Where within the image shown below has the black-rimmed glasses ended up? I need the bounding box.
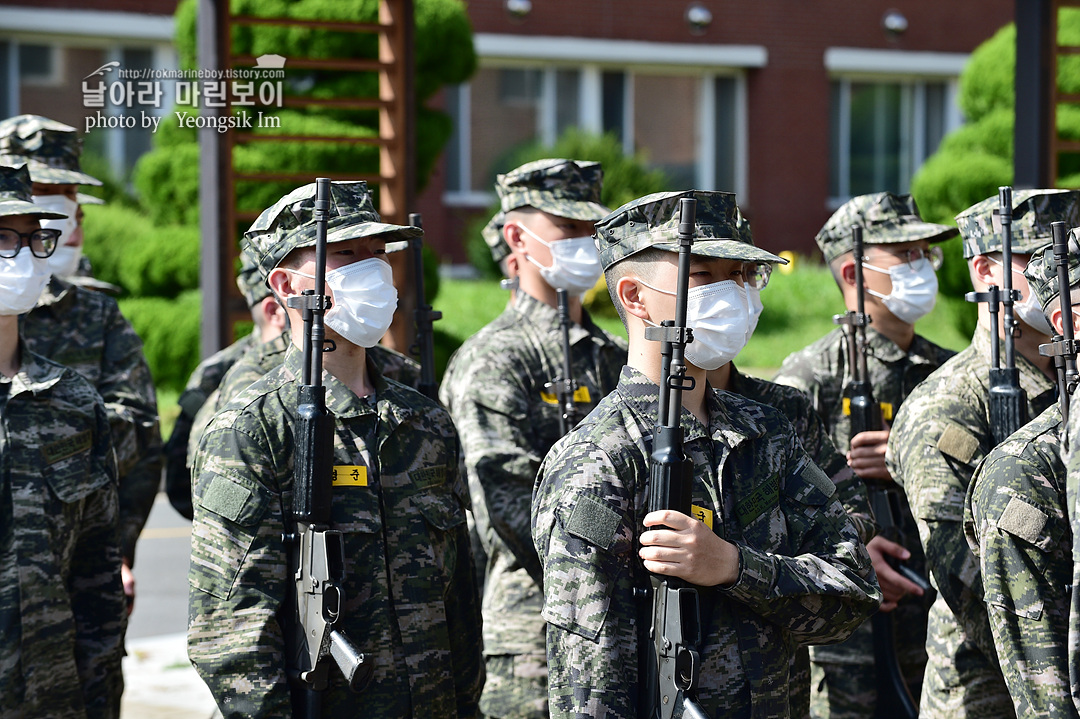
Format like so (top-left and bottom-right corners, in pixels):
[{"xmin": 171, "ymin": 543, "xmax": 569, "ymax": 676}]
[{"xmin": 0, "ymin": 227, "xmax": 61, "ymax": 259}]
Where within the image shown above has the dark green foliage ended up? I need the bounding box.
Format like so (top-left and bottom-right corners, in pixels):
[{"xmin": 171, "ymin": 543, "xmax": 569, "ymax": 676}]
[
  {"xmin": 119, "ymin": 290, "xmax": 202, "ymax": 392},
  {"xmin": 465, "ymin": 129, "xmax": 671, "ymax": 279},
  {"xmin": 82, "ymin": 204, "xmax": 155, "ymax": 290},
  {"xmin": 914, "ymin": 10, "xmax": 1080, "ymax": 226}
]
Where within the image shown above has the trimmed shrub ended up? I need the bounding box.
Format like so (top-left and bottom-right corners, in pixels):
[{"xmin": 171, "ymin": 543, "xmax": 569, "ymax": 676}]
[{"xmin": 118, "ymin": 290, "xmax": 202, "ymax": 392}]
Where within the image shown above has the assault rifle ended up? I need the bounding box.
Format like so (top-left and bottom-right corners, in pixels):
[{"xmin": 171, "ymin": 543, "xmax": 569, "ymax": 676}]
[
  {"xmin": 1038, "ymin": 222, "xmax": 1078, "ymax": 425},
  {"xmin": 639, "ymin": 197, "xmax": 708, "ymax": 719},
  {"xmin": 966, "ymin": 186, "xmax": 1028, "ymax": 443},
  {"xmin": 545, "ymin": 287, "xmax": 580, "ymax": 436},
  {"xmin": 284, "ymin": 178, "xmax": 372, "ymax": 716},
  {"xmin": 407, "ymin": 212, "xmax": 443, "ymax": 400},
  {"xmin": 833, "ymin": 225, "xmax": 928, "ymax": 719}
]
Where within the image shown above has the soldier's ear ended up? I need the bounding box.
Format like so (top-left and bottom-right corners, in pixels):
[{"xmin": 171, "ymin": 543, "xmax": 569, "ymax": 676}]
[
  {"xmin": 267, "ymin": 266, "xmax": 295, "ymax": 299},
  {"xmin": 839, "ymin": 258, "xmax": 857, "ymax": 287},
  {"xmin": 504, "ymin": 223, "xmax": 526, "ymax": 252},
  {"xmin": 618, "ymin": 276, "xmax": 649, "ymax": 321},
  {"xmin": 970, "ymin": 254, "xmax": 995, "ymax": 286}
]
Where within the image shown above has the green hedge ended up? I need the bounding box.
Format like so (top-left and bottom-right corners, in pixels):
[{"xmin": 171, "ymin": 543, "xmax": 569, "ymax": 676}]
[{"xmin": 119, "ymin": 290, "xmax": 202, "ymax": 391}]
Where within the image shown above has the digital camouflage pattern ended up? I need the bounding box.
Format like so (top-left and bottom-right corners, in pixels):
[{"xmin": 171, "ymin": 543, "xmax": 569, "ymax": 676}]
[
  {"xmin": 966, "ymin": 404, "xmax": 1076, "ymax": 718},
  {"xmin": 1024, "ymin": 237, "xmax": 1080, "ymax": 312},
  {"xmin": 496, "ymin": 158, "xmax": 609, "ymax": 221},
  {"xmin": 0, "ymin": 114, "xmax": 102, "ymax": 186},
  {"xmin": 813, "ymin": 192, "xmax": 956, "ymax": 264},
  {"xmin": 440, "ymin": 290, "xmax": 627, "ymax": 719},
  {"xmin": 533, "ymin": 365, "xmax": 881, "ymax": 719},
  {"xmin": 726, "ymin": 364, "xmax": 876, "ymax": 719},
  {"xmin": 163, "ymin": 333, "xmax": 259, "ymax": 520},
  {"xmin": 0, "ymin": 346, "xmax": 125, "ymax": 717},
  {"xmin": 594, "ymin": 189, "xmax": 784, "ymax": 271},
  {"xmin": 773, "ymin": 325, "xmax": 953, "ymax": 715},
  {"xmin": 886, "ymin": 327, "xmax": 1056, "ymax": 718},
  {"xmin": 0, "ymin": 163, "xmax": 66, "ymax": 219},
  {"xmin": 236, "ymin": 244, "xmax": 270, "ymax": 308},
  {"xmin": 21, "ymin": 276, "xmax": 161, "ymax": 565},
  {"xmin": 188, "ymin": 345, "xmax": 483, "ymax": 719},
  {"xmin": 1065, "ymin": 406, "xmax": 1080, "ymax": 717},
  {"xmin": 483, "ymin": 211, "xmax": 509, "ymax": 263},
  {"xmin": 243, "ymin": 179, "xmax": 420, "ymax": 278},
  {"xmin": 954, "ymin": 189, "xmax": 1080, "ymax": 258}
]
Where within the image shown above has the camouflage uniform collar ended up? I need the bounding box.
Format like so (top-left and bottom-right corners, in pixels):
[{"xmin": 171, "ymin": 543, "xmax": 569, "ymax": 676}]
[
  {"xmin": 511, "ymin": 289, "xmax": 595, "ymax": 344},
  {"xmin": 859, "ymin": 325, "xmax": 935, "ymax": 364},
  {"xmin": 280, "ymin": 343, "xmax": 422, "ymax": 429},
  {"xmin": 616, "ymin": 365, "xmax": 766, "ymax": 447},
  {"xmin": 8, "ymin": 342, "xmax": 65, "ymax": 397},
  {"xmin": 17, "ymin": 276, "xmax": 74, "ymax": 321}
]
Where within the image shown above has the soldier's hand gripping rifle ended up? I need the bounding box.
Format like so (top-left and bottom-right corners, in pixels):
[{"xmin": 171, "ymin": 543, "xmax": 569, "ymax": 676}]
[
  {"xmin": 545, "ymin": 287, "xmax": 581, "ymax": 436},
  {"xmin": 833, "ymin": 225, "xmax": 929, "ymax": 719},
  {"xmin": 284, "ymin": 178, "xmax": 373, "ymax": 716},
  {"xmin": 1038, "ymin": 222, "xmax": 1079, "ymax": 425},
  {"xmin": 638, "ymin": 197, "xmax": 708, "ymax": 719},
  {"xmin": 966, "ymin": 186, "xmax": 1028, "ymax": 443},
  {"xmin": 407, "ymin": 213, "xmax": 443, "ymax": 401}
]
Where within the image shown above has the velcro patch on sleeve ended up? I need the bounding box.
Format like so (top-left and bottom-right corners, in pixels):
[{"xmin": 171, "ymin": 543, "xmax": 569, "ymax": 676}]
[
  {"xmin": 201, "ymin": 475, "xmax": 252, "ymax": 523},
  {"xmin": 565, "ymin": 494, "xmax": 621, "ymax": 551},
  {"xmin": 40, "ymin": 430, "xmax": 92, "ymax": 465},
  {"xmin": 996, "ymin": 496, "xmax": 1048, "ymax": 544},
  {"xmin": 937, "ymin": 425, "xmax": 979, "ymax": 464}
]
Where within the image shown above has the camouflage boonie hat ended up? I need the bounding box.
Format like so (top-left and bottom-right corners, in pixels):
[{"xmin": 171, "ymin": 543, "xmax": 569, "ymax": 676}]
[
  {"xmin": 1023, "ymin": 235, "xmax": 1080, "ymax": 312},
  {"xmin": 243, "ymin": 180, "xmax": 421, "ymax": 278},
  {"xmin": 77, "ymin": 192, "xmax": 105, "ymax": 206},
  {"xmin": 594, "ymin": 190, "xmax": 786, "ymax": 271},
  {"xmin": 955, "ymin": 189, "xmax": 1080, "ymax": 258},
  {"xmin": 815, "ymin": 192, "xmax": 956, "ymax": 263},
  {"xmin": 0, "ymin": 164, "xmax": 68, "ymax": 219},
  {"xmin": 482, "ymin": 211, "xmax": 508, "ymax": 263},
  {"xmin": 496, "ymin": 158, "xmax": 609, "ymax": 221},
  {"xmin": 0, "ymin": 115, "xmax": 102, "ymax": 186},
  {"xmin": 236, "ymin": 244, "xmax": 270, "ymax": 308}
]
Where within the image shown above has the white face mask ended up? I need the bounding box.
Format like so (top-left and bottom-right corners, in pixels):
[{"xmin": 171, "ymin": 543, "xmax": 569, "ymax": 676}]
[
  {"xmin": 32, "ymin": 195, "xmax": 81, "ymax": 277},
  {"xmin": 516, "ymin": 222, "xmax": 602, "ymax": 295},
  {"xmin": 641, "ymin": 278, "xmax": 750, "ymax": 371},
  {"xmin": 862, "ymin": 260, "xmax": 938, "ymax": 324},
  {"xmin": 291, "ymin": 257, "xmax": 398, "ymax": 348},
  {"xmin": 988, "ymin": 256, "xmax": 1053, "ymax": 336},
  {"xmin": 746, "ymin": 285, "xmax": 764, "ymax": 342},
  {"xmin": 0, "ymin": 251, "xmax": 50, "ymax": 315}
]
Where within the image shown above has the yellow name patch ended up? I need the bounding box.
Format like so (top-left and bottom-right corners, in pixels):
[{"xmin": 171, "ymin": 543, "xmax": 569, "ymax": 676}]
[
  {"xmin": 540, "ymin": 386, "xmax": 592, "ymax": 405},
  {"xmin": 690, "ymin": 504, "xmax": 713, "ymax": 530},
  {"xmin": 841, "ymin": 398, "xmax": 893, "ymax": 422},
  {"xmin": 332, "ymin": 466, "xmax": 367, "ymax": 487}
]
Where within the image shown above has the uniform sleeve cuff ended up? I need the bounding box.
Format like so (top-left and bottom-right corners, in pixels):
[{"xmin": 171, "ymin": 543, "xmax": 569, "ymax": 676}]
[{"xmin": 717, "ymin": 543, "xmax": 777, "ymax": 606}]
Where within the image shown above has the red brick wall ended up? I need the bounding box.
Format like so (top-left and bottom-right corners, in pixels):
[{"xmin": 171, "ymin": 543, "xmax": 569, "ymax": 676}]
[{"xmin": 420, "ymin": 0, "xmax": 1014, "ymax": 263}]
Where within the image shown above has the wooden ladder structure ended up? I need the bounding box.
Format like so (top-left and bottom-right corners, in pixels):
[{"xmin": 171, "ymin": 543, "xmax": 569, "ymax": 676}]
[{"xmin": 197, "ymin": 0, "xmax": 415, "ymax": 356}]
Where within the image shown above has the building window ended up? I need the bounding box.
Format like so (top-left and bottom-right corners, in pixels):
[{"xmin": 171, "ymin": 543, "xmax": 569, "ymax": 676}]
[
  {"xmin": 830, "ymin": 77, "xmax": 954, "ymax": 202},
  {"xmin": 18, "ymin": 43, "xmax": 60, "ymax": 86},
  {"xmin": 446, "ymin": 63, "xmax": 745, "ymax": 203}
]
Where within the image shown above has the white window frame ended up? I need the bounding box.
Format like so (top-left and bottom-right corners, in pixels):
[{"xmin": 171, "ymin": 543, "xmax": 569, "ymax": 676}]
[
  {"xmin": 444, "ymin": 34, "xmax": 766, "ymax": 208},
  {"xmin": 825, "ymin": 47, "xmax": 967, "ymax": 209}
]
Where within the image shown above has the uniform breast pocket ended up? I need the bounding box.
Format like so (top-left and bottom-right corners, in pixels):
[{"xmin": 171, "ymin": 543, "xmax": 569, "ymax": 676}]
[
  {"xmin": 410, "ymin": 482, "xmax": 468, "ymax": 580},
  {"xmin": 529, "ymin": 392, "xmax": 567, "ymax": 446},
  {"xmin": 44, "ymin": 449, "xmax": 109, "ymax": 504}
]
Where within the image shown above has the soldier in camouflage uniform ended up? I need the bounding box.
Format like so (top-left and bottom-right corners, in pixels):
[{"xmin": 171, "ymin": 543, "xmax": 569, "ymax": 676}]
[
  {"xmin": 440, "ymin": 159, "xmax": 626, "ymax": 719},
  {"xmin": 886, "ymin": 190, "xmax": 1080, "ymax": 718},
  {"xmin": 0, "ymin": 114, "xmax": 161, "ymax": 613},
  {"xmin": 965, "ymin": 241, "xmax": 1080, "ymax": 719},
  {"xmin": 533, "ymin": 189, "xmax": 881, "ymax": 719},
  {"xmin": 706, "ymin": 214, "xmax": 877, "ymax": 718},
  {"xmin": 164, "ymin": 245, "xmax": 285, "ymax": 519},
  {"xmin": 773, "ymin": 193, "xmax": 957, "ymax": 717},
  {"xmin": 1065, "ymin": 357, "xmax": 1080, "ymax": 717},
  {"xmin": 188, "ymin": 180, "xmax": 482, "ymax": 719},
  {"xmin": 0, "ymin": 164, "xmax": 127, "ymax": 717}
]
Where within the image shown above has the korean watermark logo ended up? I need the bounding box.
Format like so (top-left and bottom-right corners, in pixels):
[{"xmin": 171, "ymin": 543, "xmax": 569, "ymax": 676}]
[{"xmin": 81, "ymin": 55, "xmax": 286, "ymax": 134}]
